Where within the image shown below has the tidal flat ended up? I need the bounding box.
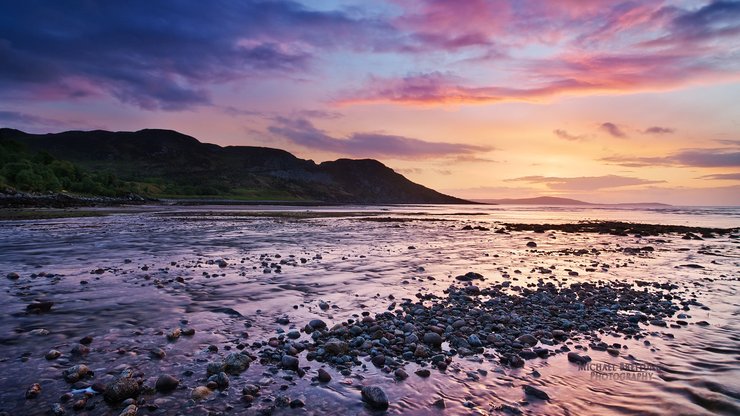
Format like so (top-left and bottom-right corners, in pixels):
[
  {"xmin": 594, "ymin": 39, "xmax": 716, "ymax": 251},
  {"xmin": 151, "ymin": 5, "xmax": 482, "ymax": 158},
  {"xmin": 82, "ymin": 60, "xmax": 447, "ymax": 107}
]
[{"xmin": 0, "ymin": 205, "xmax": 738, "ymax": 415}]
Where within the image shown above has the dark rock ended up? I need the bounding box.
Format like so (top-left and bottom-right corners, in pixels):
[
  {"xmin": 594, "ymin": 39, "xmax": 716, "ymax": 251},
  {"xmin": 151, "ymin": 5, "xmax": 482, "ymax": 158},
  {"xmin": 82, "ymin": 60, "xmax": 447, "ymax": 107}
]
[
  {"xmin": 394, "ymin": 369, "xmax": 408, "ymax": 380},
  {"xmin": 432, "ymin": 398, "xmax": 446, "ymax": 409},
  {"xmin": 523, "ymin": 385, "xmax": 550, "ymax": 400},
  {"xmin": 567, "ymin": 352, "xmax": 589, "ymax": 364},
  {"xmin": 103, "ymin": 377, "xmax": 140, "ymax": 403},
  {"xmin": 455, "ymin": 272, "xmax": 484, "ymax": 281},
  {"xmin": 155, "ymin": 375, "xmax": 179, "ymax": 393},
  {"xmin": 515, "ymin": 334, "xmax": 538, "ymax": 346},
  {"xmin": 415, "ymin": 369, "xmax": 431, "ymax": 378},
  {"xmin": 45, "ymin": 349, "xmax": 61, "ymax": 360},
  {"xmin": 62, "ymin": 365, "xmax": 91, "ymax": 383},
  {"xmin": 224, "ymin": 352, "xmax": 252, "ymax": 374},
  {"xmin": 324, "ymin": 338, "xmax": 348, "ymax": 355},
  {"xmin": 6, "ymin": 272, "xmax": 20, "ymax": 280},
  {"xmin": 25, "ymin": 383, "xmax": 41, "ymax": 399},
  {"xmin": 309, "ymin": 319, "xmax": 327, "ymax": 330},
  {"xmin": 281, "ymin": 355, "xmax": 299, "ymax": 371},
  {"xmin": 191, "ymin": 386, "xmax": 211, "ymax": 401},
  {"xmin": 118, "ymin": 404, "xmax": 138, "ymax": 416},
  {"xmin": 26, "ymin": 301, "xmax": 54, "ymax": 313},
  {"xmin": 317, "ymin": 368, "xmax": 332, "ymax": 383},
  {"xmin": 423, "ymin": 332, "xmax": 443, "ymax": 347},
  {"xmin": 526, "ymin": 241, "xmax": 537, "ymax": 248},
  {"xmin": 371, "ymin": 354, "xmax": 386, "ymax": 367},
  {"xmin": 207, "ymin": 372, "xmax": 229, "ymax": 390},
  {"xmin": 361, "ymin": 386, "xmax": 389, "ymax": 410}
]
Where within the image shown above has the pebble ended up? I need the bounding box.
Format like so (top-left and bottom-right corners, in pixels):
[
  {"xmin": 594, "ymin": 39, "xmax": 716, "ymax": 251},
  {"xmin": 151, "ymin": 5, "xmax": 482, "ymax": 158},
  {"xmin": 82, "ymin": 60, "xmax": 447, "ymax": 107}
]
[
  {"xmin": 103, "ymin": 376, "xmax": 141, "ymax": 403},
  {"xmin": 415, "ymin": 369, "xmax": 431, "ymax": 378},
  {"xmin": 45, "ymin": 350, "xmax": 61, "ymax": 360},
  {"xmin": 118, "ymin": 404, "xmax": 138, "ymax": 416},
  {"xmin": 523, "ymin": 385, "xmax": 550, "ymax": 400},
  {"xmin": 191, "ymin": 386, "xmax": 212, "ymax": 401},
  {"xmin": 25, "ymin": 383, "xmax": 41, "ymax": 399},
  {"xmin": 317, "ymin": 368, "xmax": 332, "ymax": 383},
  {"xmin": 155, "ymin": 375, "xmax": 179, "ymax": 393},
  {"xmin": 62, "ymin": 364, "xmax": 91, "ymax": 383},
  {"xmin": 207, "ymin": 372, "xmax": 229, "ymax": 389},
  {"xmin": 224, "ymin": 352, "xmax": 252, "ymax": 374},
  {"xmin": 394, "ymin": 368, "xmax": 409, "ymax": 380},
  {"xmin": 6, "ymin": 272, "xmax": 20, "ymax": 280},
  {"xmin": 281, "ymin": 355, "xmax": 299, "ymax": 371},
  {"xmin": 423, "ymin": 332, "xmax": 442, "ymax": 347},
  {"xmin": 361, "ymin": 386, "xmax": 389, "ymax": 410}
]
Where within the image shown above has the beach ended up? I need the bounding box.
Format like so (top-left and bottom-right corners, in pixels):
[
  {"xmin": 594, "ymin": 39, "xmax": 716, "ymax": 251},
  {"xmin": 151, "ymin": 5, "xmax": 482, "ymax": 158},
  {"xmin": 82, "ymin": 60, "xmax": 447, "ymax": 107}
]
[{"xmin": 0, "ymin": 204, "xmax": 738, "ymax": 415}]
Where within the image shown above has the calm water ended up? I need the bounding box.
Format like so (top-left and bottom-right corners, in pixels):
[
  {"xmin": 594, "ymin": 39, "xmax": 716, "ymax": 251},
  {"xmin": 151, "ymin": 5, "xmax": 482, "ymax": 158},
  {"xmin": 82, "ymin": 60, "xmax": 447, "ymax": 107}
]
[{"xmin": 0, "ymin": 204, "xmax": 738, "ymax": 415}]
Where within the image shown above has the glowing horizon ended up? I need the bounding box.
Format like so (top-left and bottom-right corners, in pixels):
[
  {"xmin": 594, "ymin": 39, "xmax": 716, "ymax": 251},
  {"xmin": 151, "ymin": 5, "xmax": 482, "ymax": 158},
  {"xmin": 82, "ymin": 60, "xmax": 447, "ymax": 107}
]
[{"xmin": 1, "ymin": 0, "xmax": 738, "ymax": 205}]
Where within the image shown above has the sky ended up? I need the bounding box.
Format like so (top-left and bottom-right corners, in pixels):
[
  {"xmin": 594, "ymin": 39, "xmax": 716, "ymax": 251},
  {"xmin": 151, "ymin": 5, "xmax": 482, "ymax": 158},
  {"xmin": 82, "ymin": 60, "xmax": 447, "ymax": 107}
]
[{"xmin": 1, "ymin": 0, "xmax": 739, "ymax": 205}]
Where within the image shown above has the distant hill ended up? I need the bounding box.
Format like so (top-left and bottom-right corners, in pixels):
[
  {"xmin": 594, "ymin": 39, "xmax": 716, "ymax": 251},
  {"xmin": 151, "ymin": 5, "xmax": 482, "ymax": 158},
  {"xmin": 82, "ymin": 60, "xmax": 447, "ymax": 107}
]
[
  {"xmin": 0, "ymin": 128, "xmax": 469, "ymax": 204},
  {"xmin": 477, "ymin": 196, "xmax": 670, "ymax": 207}
]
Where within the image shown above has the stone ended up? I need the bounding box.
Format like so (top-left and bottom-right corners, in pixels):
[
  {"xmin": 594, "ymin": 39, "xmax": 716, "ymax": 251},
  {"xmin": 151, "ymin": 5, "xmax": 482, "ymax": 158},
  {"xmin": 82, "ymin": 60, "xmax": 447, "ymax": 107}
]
[
  {"xmin": 62, "ymin": 365, "xmax": 91, "ymax": 383},
  {"xmin": 394, "ymin": 369, "xmax": 408, "ymax": 380},
  {"xmin": 118, "ymin": 404, "xmax": 138, "ymax": 416},
  {"xmin": 25, "ymin": 383, "xmax": 41, "ymax": 399},
  {"xmin": 371, "ymin": 354, "xmax": 386, "ymax": 367},
  {"xmin": 317, "ymin": 368, "xmax": 331, "ymax": 383},
  {"xmin": 26, "ymin": 301, "xmax": 54, "ymax": 313},
  {"xmin": 567, "ymin": 352, "xmax": 589, "ymax": 365},
  {"xmin": 308, "ymin": 319, "xmax": 327, "ymax": 330},
  {"xmin": 415, "ymin": 369, "xmax": 431, "ymax": 378},
  {"xmin": 324, "ymin": 338, "xmax": 348, "ymax": 355},
  {"xmin": 6, "ymin": 272, "xmax": 20, "ymax": 280},
  {"xmin": 45, "ymin": 350, "xmax": 61, "ymax": 360},
  {"xmin": 166, "ymin": 328, "xmax": 181, "ymax": 341},
  {"xmin": 155, "ymin": 375, "xmax": 179, "ymax": 393},
  {"xmin": 242, "ymin": 384, "xmax": 260, "ymax": 396},
  {"xmin": 455, "ymin": 272, "xmax": 484, "ymax": 281},
  {"xmin": 423, "ymin": 332, "xmax": 442, "ymax": 347},
  {"xmin": 191, "ymin": 386, "xmax": 212, "ymax": 401},
  {"xmin": 523, "ymin": 385, "xmax": 550, "ymax": 400},
  {"xmin": 526, "ymin": 241, "xmax": 537, "ymax": 248},
  {"xmin": 361, "ymin": 386, "xmax": 389, "ymax": 410},
  {"xmin": 103, "ymin": 377, "xmax": 140, "ymax": 403},
  {"xmin": 224, "ymin": 352, "xmax": 251, "ymax": 374},
  {"xmin": 207, "ymin": 372, "xmax": 229, "ymax": 390},
  {"xmin": 281, "ymin": 355, "xmax": 299, "ymax": 371},
  {"xmin": 515, "ymin": 334, "xmax": 538, "ymax": 346},
  {"xmin": 433, "ymin": 398, "xmax": 446, "ymax": 409}
]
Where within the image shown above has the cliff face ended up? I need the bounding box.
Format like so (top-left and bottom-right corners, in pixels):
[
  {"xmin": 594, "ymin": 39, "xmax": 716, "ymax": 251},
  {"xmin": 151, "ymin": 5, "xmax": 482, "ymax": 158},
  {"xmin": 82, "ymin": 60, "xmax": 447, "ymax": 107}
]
[{"xmin": 0, "ymin": 128, "xmax": 469, "ymax": 204}]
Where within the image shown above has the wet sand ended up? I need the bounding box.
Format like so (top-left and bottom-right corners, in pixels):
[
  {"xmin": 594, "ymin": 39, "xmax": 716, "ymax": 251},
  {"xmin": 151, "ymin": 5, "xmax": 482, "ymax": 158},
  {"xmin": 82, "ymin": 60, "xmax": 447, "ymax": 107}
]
[{"xmin": 0, "ymin": 206, "xmax": 738, "ymax": 415}]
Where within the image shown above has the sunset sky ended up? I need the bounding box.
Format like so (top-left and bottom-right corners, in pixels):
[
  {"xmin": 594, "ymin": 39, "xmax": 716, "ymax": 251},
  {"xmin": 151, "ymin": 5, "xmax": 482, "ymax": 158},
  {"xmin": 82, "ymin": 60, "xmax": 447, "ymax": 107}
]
[{"xmin": 1, "ymin": 0, "xmax": 739, "ymax": 205}]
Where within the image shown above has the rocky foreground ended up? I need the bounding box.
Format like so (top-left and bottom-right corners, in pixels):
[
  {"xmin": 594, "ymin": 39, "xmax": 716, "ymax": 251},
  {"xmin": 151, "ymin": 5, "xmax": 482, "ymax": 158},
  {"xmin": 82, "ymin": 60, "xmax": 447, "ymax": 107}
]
[
  {"xmin": 1, "ymin": 218, "xmax": 737, "ymax": 415},
  {"xmin": 4, "ymin": 268, "xmax": 709, "ymax": 415}
]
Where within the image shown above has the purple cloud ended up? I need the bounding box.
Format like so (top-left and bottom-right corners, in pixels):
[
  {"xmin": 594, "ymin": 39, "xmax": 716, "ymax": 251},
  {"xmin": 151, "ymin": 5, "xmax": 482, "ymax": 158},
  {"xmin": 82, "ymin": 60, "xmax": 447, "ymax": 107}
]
[
  {"xmin": 643, "ymin": 126, "xmax": 675, "ymax": 135},
  {"xmin": 698, "ymin": 172, "xmax": 740, "ymax": 180},
  {"xmin": 600, "ymin": 122, "xmax": 627, "ymax": 138},
  {"xmin": 505, "ymin": 175, "xmax": 664, "ymax": 191},
  {"xmin": 268, "ymin": 117, "xmax": 491, "ymax": 159},
  {"xmin": 0, "ymin": 1, "xmax": 395, "ymax": 110},
  {"xmin": 602, "ymin": 148, "xmax": 740, "ymax": 168},
  {"xmin": 553, "ymin": 129, "xmax": 587, "ymax": 141}
]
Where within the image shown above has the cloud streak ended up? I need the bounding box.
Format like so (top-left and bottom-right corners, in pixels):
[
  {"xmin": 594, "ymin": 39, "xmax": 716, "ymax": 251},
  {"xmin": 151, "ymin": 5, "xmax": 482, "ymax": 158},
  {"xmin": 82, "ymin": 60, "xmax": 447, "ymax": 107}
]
[
  {"xmin": 268, "ymin": 117, "xmax": 491, "ymax": 159},
  {"xmin": 505, "ymin": 175, "xmax": 665, "ymax": 191},
  {"xmin": 602, "ymin": 148, "xmax": 740, "ymax": 168},
  {"xmin": 600, "ymin": 122, "xmax": 627, "ymax": 138},
  {"xmin": 553, "ymin": 129, "xmax": 587, "ymax": 141}
]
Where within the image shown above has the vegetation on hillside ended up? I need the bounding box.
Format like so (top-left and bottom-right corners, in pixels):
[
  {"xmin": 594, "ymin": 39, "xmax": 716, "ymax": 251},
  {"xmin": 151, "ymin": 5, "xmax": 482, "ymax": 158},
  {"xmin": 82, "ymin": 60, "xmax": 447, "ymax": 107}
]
[{"xmin": 0, "ymin": 138, "xmax": 140, "ymax": 196}]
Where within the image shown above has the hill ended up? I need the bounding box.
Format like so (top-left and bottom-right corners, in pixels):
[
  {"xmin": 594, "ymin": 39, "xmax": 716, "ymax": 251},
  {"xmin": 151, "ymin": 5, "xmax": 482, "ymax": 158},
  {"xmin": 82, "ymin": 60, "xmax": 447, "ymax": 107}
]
[{"xmin": 0, "ymin": 128, "xmax": 468, "ymax": 204}]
